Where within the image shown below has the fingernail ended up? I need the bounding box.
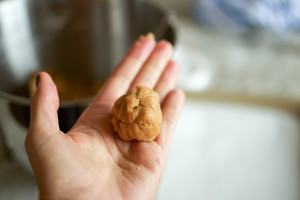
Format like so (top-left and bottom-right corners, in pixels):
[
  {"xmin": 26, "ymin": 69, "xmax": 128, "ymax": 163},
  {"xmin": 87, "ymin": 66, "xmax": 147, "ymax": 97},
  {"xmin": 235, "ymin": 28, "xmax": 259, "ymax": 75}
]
[
  {"xmin": 146, "ymin": 32, "xmax": 155, "ymax": 39},
  {"xmin": 35, "ymin": 74, "xmax": 40, "ymax": 89},
  {"xmin": 135, "ymin": 35, "xmax": 144, "ymax": 46}
]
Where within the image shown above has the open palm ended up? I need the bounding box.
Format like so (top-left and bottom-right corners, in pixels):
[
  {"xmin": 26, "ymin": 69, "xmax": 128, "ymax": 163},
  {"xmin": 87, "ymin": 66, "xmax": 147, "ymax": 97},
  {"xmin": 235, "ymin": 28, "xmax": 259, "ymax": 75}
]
[{"xmin": 26, "ymin": 35, "xmax": 185, "ymax": 200}]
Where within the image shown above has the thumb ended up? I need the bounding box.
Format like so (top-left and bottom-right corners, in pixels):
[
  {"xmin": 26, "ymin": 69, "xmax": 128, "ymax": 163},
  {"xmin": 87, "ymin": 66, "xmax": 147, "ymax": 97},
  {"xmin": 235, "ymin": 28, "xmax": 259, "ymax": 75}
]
[{"xmin": 28, "ymin": 72, "xmax": 60, "ymax": 138}]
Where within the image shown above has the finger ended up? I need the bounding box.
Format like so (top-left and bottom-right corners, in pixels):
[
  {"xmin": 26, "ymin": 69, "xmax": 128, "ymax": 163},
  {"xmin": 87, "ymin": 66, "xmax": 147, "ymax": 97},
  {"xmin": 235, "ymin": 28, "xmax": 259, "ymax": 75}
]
[
  {"xmin": 130, "ymin": 40, "xmax": 173, "ymax": 89},
  {"xmin": 154, "ymin": 60, "xmax": 180, "ymax": 103},
  {"xmin": 27, "ymin": 72, "xmax": 60, "ymax": 140},
  {"xmin": 155, "ymin": 89, "xmax": 185, "ymax": 151},
  {"xmin": 94, "ymin": 34, "xmax": 156, "ymax": 104}
]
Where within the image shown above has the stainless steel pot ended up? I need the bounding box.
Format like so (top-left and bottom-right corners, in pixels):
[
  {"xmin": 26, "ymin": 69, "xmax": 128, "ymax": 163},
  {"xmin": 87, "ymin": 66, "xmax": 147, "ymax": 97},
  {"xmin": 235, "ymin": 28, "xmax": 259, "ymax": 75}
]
[{"xmin": 0, "ymin": 0, "xmax": 177, "ymax": 133}]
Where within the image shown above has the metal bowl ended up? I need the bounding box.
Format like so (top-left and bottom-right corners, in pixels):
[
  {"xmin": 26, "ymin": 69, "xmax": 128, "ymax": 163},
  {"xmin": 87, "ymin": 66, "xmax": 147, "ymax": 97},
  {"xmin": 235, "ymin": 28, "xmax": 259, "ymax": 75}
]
[{"xmin": 0, "ymin": 0, "xmax": 177, "ymax": 133}]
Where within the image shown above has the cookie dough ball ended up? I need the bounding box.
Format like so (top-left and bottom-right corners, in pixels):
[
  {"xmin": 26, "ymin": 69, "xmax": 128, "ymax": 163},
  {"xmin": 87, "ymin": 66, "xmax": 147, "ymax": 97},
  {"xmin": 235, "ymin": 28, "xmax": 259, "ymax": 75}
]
[{"xmin": 111, "ymin": 86, "xmax": 162, "ymax": 141}]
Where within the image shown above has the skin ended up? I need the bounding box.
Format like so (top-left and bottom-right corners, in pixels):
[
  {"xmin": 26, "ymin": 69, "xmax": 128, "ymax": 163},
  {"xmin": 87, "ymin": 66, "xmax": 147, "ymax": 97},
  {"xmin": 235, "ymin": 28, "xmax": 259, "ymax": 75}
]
[{"xmin": 25, "ymin": 35, "xmax": 185, "ymax": 200}]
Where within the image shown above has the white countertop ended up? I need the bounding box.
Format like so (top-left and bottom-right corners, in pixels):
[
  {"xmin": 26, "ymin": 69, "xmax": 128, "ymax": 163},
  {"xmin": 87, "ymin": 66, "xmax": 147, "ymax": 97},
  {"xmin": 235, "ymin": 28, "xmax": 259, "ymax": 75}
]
[
  {"xmin": 1, "ymin": 98, "xmax": 300, "ymax": 200},
  {"xmin": 157, "ymin": 99, "xmax": 300, "ymax": 200}
]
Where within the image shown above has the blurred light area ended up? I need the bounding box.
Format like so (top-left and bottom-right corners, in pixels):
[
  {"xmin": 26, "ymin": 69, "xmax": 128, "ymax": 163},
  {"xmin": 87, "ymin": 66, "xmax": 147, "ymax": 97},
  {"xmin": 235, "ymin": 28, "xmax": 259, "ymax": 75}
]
[
  {"xmin": 177, "ymin": 47, "xmax": 212, "ymax": 91},
  {"xmin": 176, "ymin": 16, "xmax": 300, "ymax": 106},
  {"xmin": 191, "ymin": 0, "xmax": 300, "ymax": 34},
  {"xmin": 0, "ymin": 0, "xmax": 38, "ymax": 83}
]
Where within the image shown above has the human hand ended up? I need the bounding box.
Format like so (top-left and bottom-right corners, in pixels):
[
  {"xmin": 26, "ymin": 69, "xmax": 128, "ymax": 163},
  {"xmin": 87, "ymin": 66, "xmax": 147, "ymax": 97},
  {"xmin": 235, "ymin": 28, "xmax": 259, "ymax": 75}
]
[{"xmin": 25, "ymin": 34, "xmax": 185, "ymax": 200}]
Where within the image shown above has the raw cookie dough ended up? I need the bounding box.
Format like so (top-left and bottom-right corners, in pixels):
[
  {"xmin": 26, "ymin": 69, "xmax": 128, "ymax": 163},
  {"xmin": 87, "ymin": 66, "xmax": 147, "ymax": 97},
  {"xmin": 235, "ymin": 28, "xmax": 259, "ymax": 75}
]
[{"xmin": 111, "ymin": 86, "xmax": 162, "ymax": 141}]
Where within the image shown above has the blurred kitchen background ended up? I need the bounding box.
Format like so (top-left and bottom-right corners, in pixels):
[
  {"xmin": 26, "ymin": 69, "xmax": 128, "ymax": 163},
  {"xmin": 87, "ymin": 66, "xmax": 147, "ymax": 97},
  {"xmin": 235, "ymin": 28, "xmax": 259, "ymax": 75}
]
[{"xmin": 1, "ymin": 0, "xmax": 300, "ymax": 199}]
